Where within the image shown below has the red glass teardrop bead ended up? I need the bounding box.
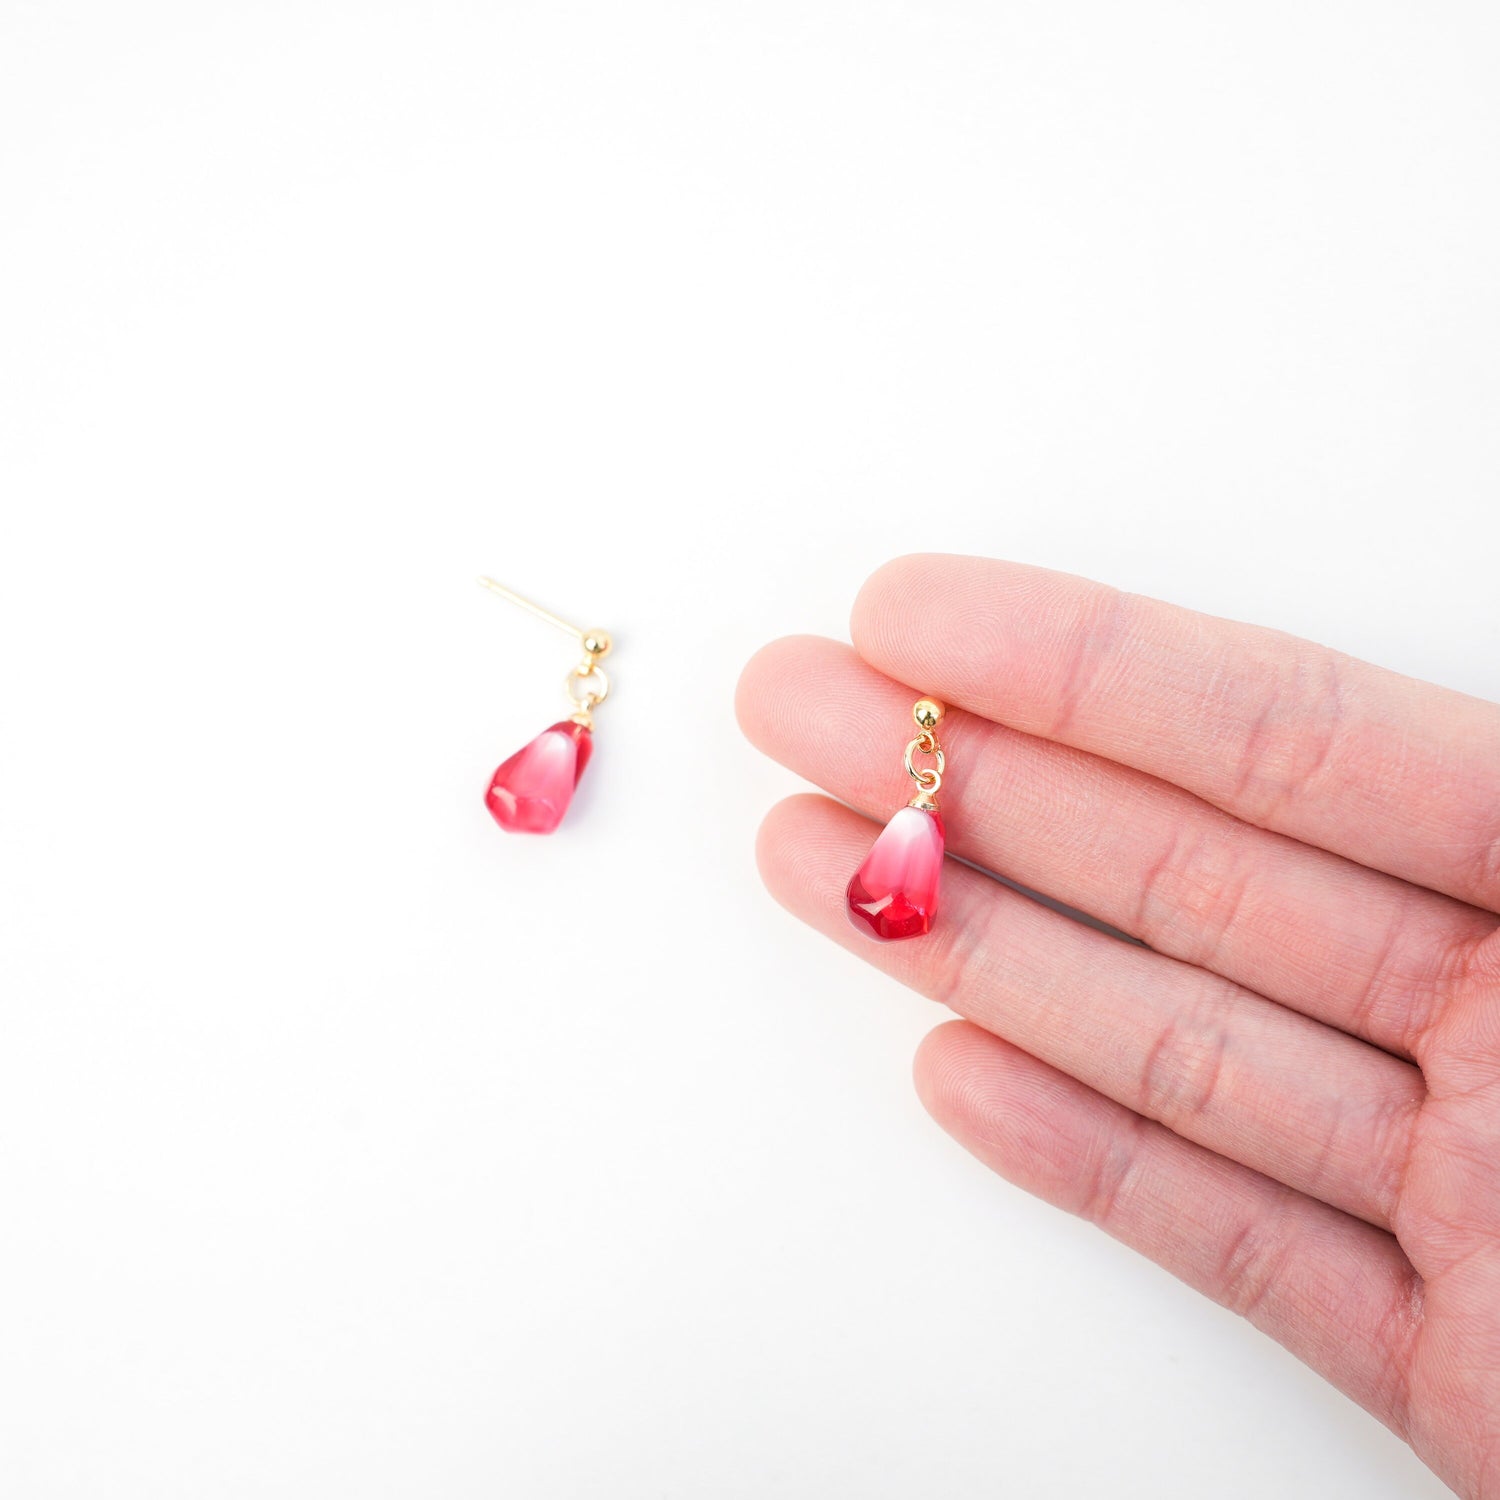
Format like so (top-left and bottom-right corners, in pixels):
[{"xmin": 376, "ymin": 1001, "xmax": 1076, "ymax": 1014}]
[
  {"xmin": 485, "ymin": 720, "xmax": 593, "ymax": 834},
  {"xmin": 846, "ymin": 805, "xmax": 945, "ymax": 940}
]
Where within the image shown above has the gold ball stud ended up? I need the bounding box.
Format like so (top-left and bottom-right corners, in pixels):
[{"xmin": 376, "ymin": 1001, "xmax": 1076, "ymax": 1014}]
[
  {"xmin": 581, "ymin": 630, "xmax": 613, "ymax": 659},
  {"xmin": 913, "ymin": 697, "xmax": 945, "ymax": 731}
]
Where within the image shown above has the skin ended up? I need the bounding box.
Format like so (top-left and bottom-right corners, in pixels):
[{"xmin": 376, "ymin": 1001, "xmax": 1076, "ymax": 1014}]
[{"xmin": 736, "ymin": 554, "xmax": 1500, "ymax": 1499}]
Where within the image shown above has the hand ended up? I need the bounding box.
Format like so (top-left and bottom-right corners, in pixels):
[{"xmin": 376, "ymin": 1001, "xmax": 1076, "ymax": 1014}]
[{"xmin": 737, "ymin": 554, "xmax": 1500, "ymax": 1499}]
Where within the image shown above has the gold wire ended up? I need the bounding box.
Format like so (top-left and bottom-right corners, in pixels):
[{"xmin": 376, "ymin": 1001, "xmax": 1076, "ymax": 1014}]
[
  {"xmin": 476, "ymin": 576, "xmax": 589, "ymax": 643},
  {"xmin": 480, "ymin": 576, "xmax": 614, "ymax": 719}
]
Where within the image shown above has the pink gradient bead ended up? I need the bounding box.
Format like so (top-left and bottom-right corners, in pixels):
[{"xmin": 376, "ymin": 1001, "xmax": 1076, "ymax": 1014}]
[
  {"xmin": 846, "ymin": 805, "xmax": 945, "ymax": 940},
  {"xmin": 485, "ymin": 720, "xmax": 593, "ymax": 833}
]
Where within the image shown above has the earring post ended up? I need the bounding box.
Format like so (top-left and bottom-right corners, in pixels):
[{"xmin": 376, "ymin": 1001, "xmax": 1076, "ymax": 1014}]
[{"xmin": 476, "ymin": 576, "xmax": 585, "ymax": 642}]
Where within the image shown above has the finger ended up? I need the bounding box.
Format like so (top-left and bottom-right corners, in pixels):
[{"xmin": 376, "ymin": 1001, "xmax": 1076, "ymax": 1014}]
[
  {"xmin": 755, "ymin": 795, "xmax": 1424, "ymax": 1233},
  {"xmin": 738, "ymin": 636, "xmax": 1496, "ymax": 1059},
  {"xmin": 913, "ymin": 1019, "xmax": 1419, "ymax": 1441},
  {"xmin": 851, "ymin": 554, "xmax": 1500, "ymax": 914}
]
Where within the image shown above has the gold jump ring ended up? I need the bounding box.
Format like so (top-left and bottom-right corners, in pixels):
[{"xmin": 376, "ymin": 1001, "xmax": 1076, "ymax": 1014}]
[
  {"xmin": 567, "ymin": 663, "xmax": 610, "ymax": 710},
  {"xmin": 904, "ymin": 735, "xmax": 944, "ymax": 791}
]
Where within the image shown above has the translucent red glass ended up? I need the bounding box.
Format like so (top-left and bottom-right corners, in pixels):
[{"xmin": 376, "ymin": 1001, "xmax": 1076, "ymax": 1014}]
[
  {"xmin": 485, "ymin": 720, "xmax": 593, "ymax": 834},
  {"xmin": 846, "ymin": 805, "xmax": 945, "ymax": 940}
]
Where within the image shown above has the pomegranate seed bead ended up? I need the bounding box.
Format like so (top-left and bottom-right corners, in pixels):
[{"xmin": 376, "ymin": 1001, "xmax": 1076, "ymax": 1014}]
[
  {"xmin": 486, "ymin": 720, "xmax": 593, "ymax": 834},
  {"xmin": 846, "ymin": 805, "xmax": 945, "ymax": 941}
]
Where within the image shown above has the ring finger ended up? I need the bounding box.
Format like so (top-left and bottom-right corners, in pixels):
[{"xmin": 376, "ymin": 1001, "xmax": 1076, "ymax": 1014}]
[{"xmin": 756, "ymin": 793, "xmax": 1423, "ymax": 1233}]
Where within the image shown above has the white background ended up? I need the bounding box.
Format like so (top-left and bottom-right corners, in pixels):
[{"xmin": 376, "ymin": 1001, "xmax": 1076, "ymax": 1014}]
[{"xmin": 1, "ymin": 3, "xmax": 1495, "ymax": 1496}]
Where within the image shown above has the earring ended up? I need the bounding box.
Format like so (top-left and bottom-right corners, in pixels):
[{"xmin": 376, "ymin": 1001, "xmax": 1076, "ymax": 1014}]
[
  {"xmin": 477, "ymin": 576, "xmax": 613, "ymax": 834},
  {"xmin": 846, "ymin": 698, "xmax": 948, "ymax": 940}
]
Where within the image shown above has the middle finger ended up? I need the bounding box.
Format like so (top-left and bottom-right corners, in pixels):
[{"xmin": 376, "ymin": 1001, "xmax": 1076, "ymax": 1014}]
[{"xmin": 738, "ymin": 635, "xmax": 1494, "ymax": 1060}]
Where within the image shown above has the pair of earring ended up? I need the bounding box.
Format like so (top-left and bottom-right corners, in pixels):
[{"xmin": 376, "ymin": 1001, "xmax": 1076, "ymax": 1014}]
[{"xmin": 479, "ymin": 576, "xmax": 951, "ymax": 943}]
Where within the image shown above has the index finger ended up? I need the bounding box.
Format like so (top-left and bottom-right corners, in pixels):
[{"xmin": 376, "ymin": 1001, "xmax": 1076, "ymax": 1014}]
[{"xmin": 852, "ymin": 554, "xmax": 1500, "ymax": 913}]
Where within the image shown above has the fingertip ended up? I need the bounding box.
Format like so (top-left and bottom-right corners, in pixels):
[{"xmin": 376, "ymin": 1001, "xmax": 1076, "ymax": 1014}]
[
  {"xmin": 851, "ymin": 553, "xmax": 1029, "ymax": 686},
  {"xmin": 849, "ymin": 553, "xmax": 951, "ymax": 660},
  {"xmin": 912, "ymin": 1021, "xmax": 1093, "ymax": 1200},
  {"xmin": 734, "ymin": 636, "xmax": 791, "ymax": 741},
  {"xmin": 753, "ymin": 793, "xmax": 864, "ymax": 923},
  {"xmin": 851, "ymin": 554, "xmax": 1109, "ymax": 728},
  {"xmin": 735, "ymin": 634, "xmax": 850, "ymax": 750},
  {"xmin": 913, "ymin": 1018, "xmax": 990, "ymax": 1118},
  {"xmin": 913, "ymin": 1020, "xmax": 1015, "ymax": 1139},
  {"xmin": 753, "ymin": 792, "xmax": 813, "ymax": 888}
]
